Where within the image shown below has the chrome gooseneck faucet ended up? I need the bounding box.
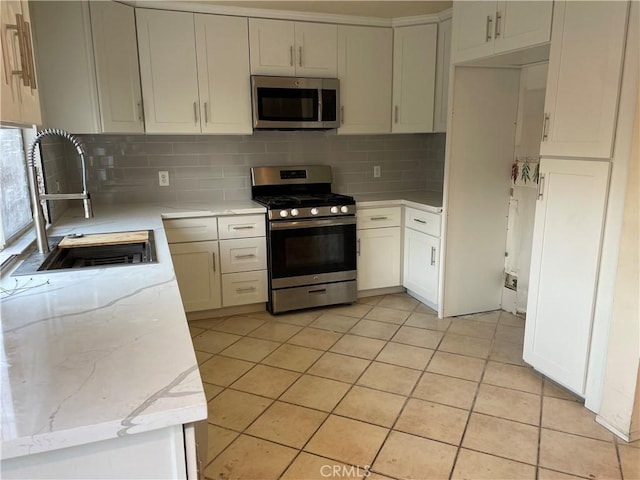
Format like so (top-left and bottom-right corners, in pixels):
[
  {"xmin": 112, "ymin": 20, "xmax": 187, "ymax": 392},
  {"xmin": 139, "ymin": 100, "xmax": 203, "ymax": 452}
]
[{"xmin": 27, "ymin": 128, "xmax": 93, "ymax": 254}]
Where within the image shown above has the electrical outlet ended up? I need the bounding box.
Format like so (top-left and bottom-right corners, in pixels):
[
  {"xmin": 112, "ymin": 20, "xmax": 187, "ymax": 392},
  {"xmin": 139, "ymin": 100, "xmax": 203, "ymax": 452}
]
[
  {"xmin": 505, "ymin": 273, "xmax": 518, "ymax": 291},
  {"xmin": 373, "ymin": 165, "xmax": 381, "ymax": 178},
  {"xmin": 159, "ymin": 171, "xmax": 170, "ymax": 187}
]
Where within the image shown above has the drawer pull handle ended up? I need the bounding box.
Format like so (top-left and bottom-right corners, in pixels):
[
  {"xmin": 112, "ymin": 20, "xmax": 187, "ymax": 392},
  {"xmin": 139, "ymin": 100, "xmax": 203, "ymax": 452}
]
[
  {"xmin": 542, "ymin": 113, "xmax": 550, "ymax": 141},
  {"xmin": 212, "ymin": 252, "xmax": 216, "ymax": 272},
  {"xmin": 232, "ymin": 225, "xmax": 255, "ymax": 230},
  {"xmin": 430, "ymin": 246, "xmax": 436, "ymax": 266},
  {"xmin": 308, "ymin": 288, "xmax": 327, "ymax": 294},
  {"xmin": 370, "ymin": 216, "xmax": 388, "ymax": 221},
  {"xmin": 414, "ymin": 218, "xmax": 427, "ymax": 224},
  {"xmin": 486, "ymin": 15, "xmax": 493, "ymax": 42},
  {"xmin": 236, "ymin": 286, "xmax": 256, "ymax": 293},
  {"xmin": 357, "ymin": 238, "xmax": 361, "ymax": 256},
  {"xmin": 234, "ymin": 254, "xmax": 256, "ymax": 259}
]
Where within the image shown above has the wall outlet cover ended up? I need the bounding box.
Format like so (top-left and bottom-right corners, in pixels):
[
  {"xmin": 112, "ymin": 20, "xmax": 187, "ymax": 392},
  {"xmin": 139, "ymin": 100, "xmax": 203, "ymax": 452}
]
[
  {"xmin": 373, "ymin": 165, "xmax": 381, "ymax": 178},
  {"xmin": 159, "ymin": 171, "xmax": 170, "ymax": 187}
]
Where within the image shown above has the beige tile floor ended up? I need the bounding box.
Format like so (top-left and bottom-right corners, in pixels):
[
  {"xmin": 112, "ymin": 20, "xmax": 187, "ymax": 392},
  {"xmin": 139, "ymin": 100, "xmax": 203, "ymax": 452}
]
[{"xmin": 189, "ymin": 293, "xmax": 640, "ymax": 480}]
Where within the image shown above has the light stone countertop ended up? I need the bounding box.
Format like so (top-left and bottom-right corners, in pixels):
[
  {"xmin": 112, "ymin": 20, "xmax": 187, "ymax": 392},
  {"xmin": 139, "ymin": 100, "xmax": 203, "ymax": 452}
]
[
  {"xmin": 0, "ymin": 201, "xmax": 266, "ymax": 460},
  {"xmin": 353, "ymin": 190, "xmax": 443, "ymax": 213}
]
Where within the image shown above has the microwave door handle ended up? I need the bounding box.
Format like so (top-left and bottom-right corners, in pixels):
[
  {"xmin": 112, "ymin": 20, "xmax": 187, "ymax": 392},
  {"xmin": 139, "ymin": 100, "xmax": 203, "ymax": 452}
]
[{"xmin": 317, "ymin": 89, "xmax": 323, "ymax": 125}]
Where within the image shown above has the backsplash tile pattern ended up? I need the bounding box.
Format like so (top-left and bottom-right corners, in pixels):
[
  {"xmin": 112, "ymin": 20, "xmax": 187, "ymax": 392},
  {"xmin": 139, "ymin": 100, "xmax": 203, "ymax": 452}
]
[{"xmin": 44, "ymin": 132, "xmax": 445, "ymax": 205}]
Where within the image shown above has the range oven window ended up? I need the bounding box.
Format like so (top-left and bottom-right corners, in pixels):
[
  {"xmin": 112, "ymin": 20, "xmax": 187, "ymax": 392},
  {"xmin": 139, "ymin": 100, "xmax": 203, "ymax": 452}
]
[
  {"xmin": 269, "ymin": 223, "xmax": 356, "ymax": 279},
  {"xmin": 257, "ymin": 87, "xmax": 318, "ymax": 122}
]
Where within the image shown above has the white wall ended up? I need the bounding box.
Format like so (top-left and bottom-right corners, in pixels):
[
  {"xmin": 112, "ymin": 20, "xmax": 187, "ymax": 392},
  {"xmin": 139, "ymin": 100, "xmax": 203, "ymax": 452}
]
[
  {"xmin": 591, "ymin": 1, "xmax": 640, "ymax": 436},
  {"xmin": 502, "ymin": 63, "xmax": 547, "ymax": 314},
  {"xmin": 596, "ymin": 84, "xmax": 639, "ymax": 439}
]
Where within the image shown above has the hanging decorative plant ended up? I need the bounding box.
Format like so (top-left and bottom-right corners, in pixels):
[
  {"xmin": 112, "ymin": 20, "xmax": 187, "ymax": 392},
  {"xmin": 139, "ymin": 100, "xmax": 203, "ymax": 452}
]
[
  {"xmin": 511, "ymin": 160, "xmax": 519, "ymax": 184},
  {"xmin": 533, "ymin": 162, "xmax": 540, "ymax": 184},
  {"xmin": 521, "ymin": 158, "xmax": 531, "ymax": 184}
]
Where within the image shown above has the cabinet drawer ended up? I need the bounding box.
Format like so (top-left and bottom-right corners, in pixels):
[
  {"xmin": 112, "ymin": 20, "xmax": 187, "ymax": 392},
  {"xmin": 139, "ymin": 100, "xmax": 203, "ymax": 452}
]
[
  {"xmin": 164, "ymin": 217, "xmax": 218, "ymax": 243},
  {"xmin": 404, "ymin": 207, "xmax": 441, "ymax": 237},
  {"xmin": 219, "ymin": 237, "xmax": 267, "ymax": 273},
  {"xmin": 218, "ymin": 214, "xmax": 266, "ymax": 239},
  {"xmin": 357, "ymin": 207, "xmax": 402, "ymax": 229},
  {"xmin": 222, "ymin": 270, "xmax": 268, "ymax": 307}
]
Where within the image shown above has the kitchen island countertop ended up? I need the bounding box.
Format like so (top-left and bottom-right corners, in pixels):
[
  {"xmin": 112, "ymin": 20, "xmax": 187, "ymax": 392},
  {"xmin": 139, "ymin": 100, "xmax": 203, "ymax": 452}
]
[{"xmin": 0, "ymin": 200, "xmax": 265, "ymax": 460}]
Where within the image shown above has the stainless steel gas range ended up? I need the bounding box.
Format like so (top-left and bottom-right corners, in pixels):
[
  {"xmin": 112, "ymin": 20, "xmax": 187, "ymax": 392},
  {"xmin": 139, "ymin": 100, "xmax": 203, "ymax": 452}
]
[{"xmin": 251, "ymin": 165, "xmax": 357, "ymax": 314}]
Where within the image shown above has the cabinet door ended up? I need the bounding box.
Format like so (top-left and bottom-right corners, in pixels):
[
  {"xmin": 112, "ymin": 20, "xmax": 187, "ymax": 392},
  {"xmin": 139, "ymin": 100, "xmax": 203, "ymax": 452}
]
[
  {"xmin": 294, "ymin": 22, "xmax": 337, "ymax": 78},
  {"xmin": 90, "ymin": 1, "xmax": 143, "ymax": 133},
  {"xmin": 2, "ymin": 0, "xmax": 41, "ymax": 125},
  {"xmin": 392, "ymin": 23, "xmax": 437, "ymax": 133},
  {"xmin": 403, "ymin": 228, "xmax": 439, "ymax": 308},
  {"xmin": 357, "ymin": 227, "xmax": 401, "ymax": 291},
  {"xmin": 493, "ymin": 1, "xmax": 552, "ymax": 55},
  {"xmin": 136, "ymin": 9, "xmax": 200, "ymax": 133},
  {"xmin": 1, "ymin": 0, "xmax": 23, "ymax": 123},
  {"xmin": 540, "ymin": 1, "xmax": 628, "ymax": 159},
  {"xmin": 249, "ymin": 18, "xmax": 295, "ymax": 76},
  {"xmin": 169, "ymin": 241, "xmax": 221, "ymax": 312},
  {"xmin": 451, "ymin": 1, "xmax": 496, "ymax": 64},
  {"xmin": 434, "ymin": 18, "xmax": 452, "ymax": 133},
  {"xmin": 524, "ymin": 159, "xmax": 610, "ymax": 395},
  {"xmin": 337, "ymin": 25, "xmax": 392, "ymax": 134},
  {"xmin": 195, "ymin": 14, "xmax": 251, "ymax": 134}
]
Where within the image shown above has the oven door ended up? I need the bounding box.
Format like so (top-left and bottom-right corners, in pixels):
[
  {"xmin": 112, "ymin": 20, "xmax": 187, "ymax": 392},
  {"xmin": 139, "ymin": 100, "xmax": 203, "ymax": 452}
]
[{"xmin": 268, "ymin": 217, "xmax": 357, "ymax": 289}]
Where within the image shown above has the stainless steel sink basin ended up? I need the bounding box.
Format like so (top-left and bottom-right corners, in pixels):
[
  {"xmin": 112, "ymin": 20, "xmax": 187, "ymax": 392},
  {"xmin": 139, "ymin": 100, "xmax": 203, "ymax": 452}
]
[{"xmin": 12, "ymin": 230, "xmax": 157, "ymax": 276}]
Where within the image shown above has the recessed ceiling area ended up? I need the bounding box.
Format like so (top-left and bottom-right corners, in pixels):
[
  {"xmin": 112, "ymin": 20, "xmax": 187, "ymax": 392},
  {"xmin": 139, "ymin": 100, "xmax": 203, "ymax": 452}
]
[{"xmin": 193, "ymin": 1, "xmax": 452, "ymax": 19}]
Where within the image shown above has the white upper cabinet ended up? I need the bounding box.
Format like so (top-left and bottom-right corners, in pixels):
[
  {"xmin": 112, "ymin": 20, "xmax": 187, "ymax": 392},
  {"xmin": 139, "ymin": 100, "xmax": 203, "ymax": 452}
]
[
  {"xmin": 137, "ymin": 9, "xmax": 252, "ymax": 134},
  {"xmin": 249, "ymin": 19, "xmax": 337, "ymax": 77},
  {"xmin": 195, "ymin": 14, "xmax": 252, "ymax": 134},
  {"xmin": 30, "ymin": 1, "xmax": 140, "ymax": 133},
  {"xmin": 540, "ymin": 1, "xmax": 629, "ymax": 159},
  {"xmin": 1, "ymin": 0, "xmax": 41, "ymax": 126},
  {"xmin": 136, "ymin": 9, "xmax": 200, "ymax": 133},
  {"xmin": 90, "ymin": 1, "xmax": 143, "ymax": 133},
  {"xmin": 337, "ymin": 25, "xmax": 392, "ymax": 134},
  {"xmin": 392, "ymin": 23, "xmax": 437, "ymax": 133},
  {"xmin": 451, "ymin": 1, "xmax": 552, "ymax": 64},
  {"xmin": 434, "ymin": 18, "xmax": 452, "ymax": 132}
]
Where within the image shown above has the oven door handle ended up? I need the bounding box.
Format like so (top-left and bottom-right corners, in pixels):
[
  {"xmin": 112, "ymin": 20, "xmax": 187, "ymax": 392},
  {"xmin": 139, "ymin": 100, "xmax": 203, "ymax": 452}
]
[{"xmin": 270, "ymin": 217, "xmax": 356, "ymax": 230}]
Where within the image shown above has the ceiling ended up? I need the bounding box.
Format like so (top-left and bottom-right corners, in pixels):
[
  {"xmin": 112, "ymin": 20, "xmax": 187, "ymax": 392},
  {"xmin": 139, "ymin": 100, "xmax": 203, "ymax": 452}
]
[{"xmin": 194, "ymin": 1, "xmax": 453, "ymax": 19}]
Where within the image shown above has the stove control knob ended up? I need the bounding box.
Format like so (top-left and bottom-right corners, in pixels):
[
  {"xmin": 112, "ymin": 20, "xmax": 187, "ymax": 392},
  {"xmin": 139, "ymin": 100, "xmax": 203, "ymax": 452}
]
[
  {"xmin": 279, "ymin": 210, "xmax": 289, "ymax": 218},
  {"xmin": 340, "ymin": 206, "xmax": 349, "ymax": 213},
  {"xmin": 290, "ymin": 208, "xmax": 299, "ymax": 217},
  {"xmin": 330, "ymin": 206, "xmax": 339, "ymax": 214},
  {"xmin": 310, "ymin": 207, "xmax": 319, "ymax": 216}
]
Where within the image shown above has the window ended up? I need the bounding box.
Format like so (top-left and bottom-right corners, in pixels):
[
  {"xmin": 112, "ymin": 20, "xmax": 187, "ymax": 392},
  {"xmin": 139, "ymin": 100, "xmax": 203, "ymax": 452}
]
[{"xmin": 0, "ymin": 128, "xmax": 33, "ymax": 249}]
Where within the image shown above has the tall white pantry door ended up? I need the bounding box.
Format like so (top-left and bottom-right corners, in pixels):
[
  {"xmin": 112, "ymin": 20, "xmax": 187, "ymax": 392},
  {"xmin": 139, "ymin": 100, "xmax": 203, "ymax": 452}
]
[{"xmin": 524, "ymin": 158, "xmax": 610, "ymax": 396}]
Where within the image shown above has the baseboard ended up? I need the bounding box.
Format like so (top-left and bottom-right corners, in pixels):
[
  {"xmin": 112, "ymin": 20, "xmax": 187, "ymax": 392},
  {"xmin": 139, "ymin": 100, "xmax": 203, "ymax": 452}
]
[
  {"xmin": 357, "ymin": 286, "xmax": 405, "ymax": 298},
  {"xmin": 186, "ymin": 303, "xmax": 266, "ymax": 321},
  {"xmin": 595, "ymin": 415, "xmax": 631, "ymax": 442},
  {"xmin": 405, "ymin": 288, "xmax": 437, "ymax": 312}
]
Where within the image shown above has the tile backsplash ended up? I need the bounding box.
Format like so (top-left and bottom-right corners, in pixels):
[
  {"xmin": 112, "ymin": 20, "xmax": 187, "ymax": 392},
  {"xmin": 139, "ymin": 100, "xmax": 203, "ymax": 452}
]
[{"xmin": 45, "ymin": 131, "xmax": 445, "ymax": 205}]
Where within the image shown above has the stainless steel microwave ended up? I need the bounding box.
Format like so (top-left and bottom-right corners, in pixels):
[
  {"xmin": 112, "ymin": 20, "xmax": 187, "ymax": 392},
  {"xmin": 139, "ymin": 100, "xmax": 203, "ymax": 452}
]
[{"xmin": 251, "ymin": 76, "xmax": 340, "ymax": 129}]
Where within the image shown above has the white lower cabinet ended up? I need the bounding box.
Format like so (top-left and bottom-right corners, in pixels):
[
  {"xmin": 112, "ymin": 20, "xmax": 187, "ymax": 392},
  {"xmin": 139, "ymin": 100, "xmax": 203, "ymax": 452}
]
[
  {"xmin": 403, "ymin": 207, "xmax": 441, "ymax": 310},
  {"xmin": 169, "ymin": 240, "xmax": 222, "ymax": 312},
  {"xmin": 165, "ymin": 214, "xmax": 267, "ymax": 313},
  {"xmin": 524, "ymin": 158, "xmax": 610, "ymax": 396},
  {"xmin": 356, "ymin": 207, "xmax": 402, "ymax": 291},
  {"xmin": 1, "ymin": 424, "xmax": 193, "ymax": 479}
]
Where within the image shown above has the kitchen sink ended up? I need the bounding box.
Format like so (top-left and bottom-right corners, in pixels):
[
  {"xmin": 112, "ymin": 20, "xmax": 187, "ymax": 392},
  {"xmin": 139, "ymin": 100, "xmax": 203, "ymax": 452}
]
[{"xmin": 12, "ymin": 230, "xmax": 157, "ymax": 276}]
